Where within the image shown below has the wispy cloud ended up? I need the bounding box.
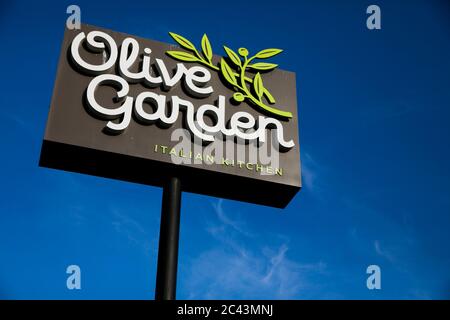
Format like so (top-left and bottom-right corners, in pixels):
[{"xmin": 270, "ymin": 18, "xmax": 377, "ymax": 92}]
[
  {"xmin": 110, "ymin": 208, "xmax": 156, "ymax": 255},
  {"xmin": 374, "ymin": 240, "xmax": 397, "ymax": 265},
  {"xmin": 301, "ymin": 152, "xmax": 319, "ymax": 192},
  {"xmin": 262, "ymin": 244, "xmax": 289, "ymax": 284},
  {"xmin": 112, "ymin": 209, "xmax": 146, "ymax": 235},
  {"xmin": 300, "ymin": 152, "xmax": 332, "ymax": 199},
  {"xmin": 68, "ymin": 205, "xmax": 86, "ymax": 226},
  {"xmin": 5, "ymin": 111, "xmax": 41, "ymax": 144},
  {"xmin": 182, "ymin": 200, "xmax": 327, "ymax": 299},
  {"xmin": 210, "ymin": 199, "xmax": 254, "ymax": 237}
]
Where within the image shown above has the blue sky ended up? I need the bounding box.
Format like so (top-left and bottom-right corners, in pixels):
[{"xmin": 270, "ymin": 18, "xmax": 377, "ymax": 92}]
[{"xmin": 0, "ymin": 0, "xmax": 449, "ymax": 299}]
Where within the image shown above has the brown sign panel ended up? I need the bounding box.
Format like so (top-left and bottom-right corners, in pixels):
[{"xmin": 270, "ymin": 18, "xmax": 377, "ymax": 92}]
[{"xmin": 39, "ymin": 24, "xmax": 301, "ymax": 208}]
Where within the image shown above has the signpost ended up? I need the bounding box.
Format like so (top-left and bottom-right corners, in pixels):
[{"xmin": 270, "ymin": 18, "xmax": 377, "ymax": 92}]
[
  {"xmin": 39, "ymin": 24, "xmax": 301, "ymax": 299},
  {"xmin": 155, "ymin": 177, "xmax": 182, "ymax": 300}
]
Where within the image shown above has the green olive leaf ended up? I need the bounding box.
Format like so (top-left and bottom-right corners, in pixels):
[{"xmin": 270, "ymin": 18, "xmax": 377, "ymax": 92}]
[
  {"xmin": 248, "ymin": 62, "xmax": 278, "ymax": 71},
  {"xmin": 166, "ymin": 51, "xmax": 199, "ymax": 62},
  {"xmin": 254, "ymin": 48, "xmax": 283, "ymax": 59},
  {"xmin": 254, "ymin": 73, "xmax": 264, "ymax": 99},
  {"xmin": 264, "ymin": 88, "xmax": 276, "ymax": 104},
  {"xmin": 220, "ymin": 58, "xmax": 237, "ymax": 85},
  {"xmin": 201, "ymin": 34, "xmax": 213, "ymax": 62},
  {"xmin": 168, "ymin": 32, "xmax": 197, "ymax": 51},
  {"xmin": 223, "ymin": 46, "xmax": 242, "ymax": 67}
]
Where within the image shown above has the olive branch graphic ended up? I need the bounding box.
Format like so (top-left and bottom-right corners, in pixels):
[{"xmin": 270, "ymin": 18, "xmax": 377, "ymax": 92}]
[{"xmin": 166, "ymin": 32, "xmax": 293, "ymax": 119}]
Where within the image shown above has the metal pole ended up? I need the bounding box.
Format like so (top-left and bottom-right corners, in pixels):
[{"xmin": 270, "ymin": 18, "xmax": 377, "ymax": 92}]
[{"xmin": 155, "ymin": 176, "xmax": 182, "ymax": 300}]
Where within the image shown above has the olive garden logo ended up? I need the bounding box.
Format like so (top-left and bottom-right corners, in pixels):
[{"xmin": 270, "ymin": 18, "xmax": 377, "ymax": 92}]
[
  {"xmin": 69, "ymin": 30, "xmax": 295, "ymax": 149},
  {"xmin": 166, "ymin": 33, "xmax": 293, "ymax": 119}
]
